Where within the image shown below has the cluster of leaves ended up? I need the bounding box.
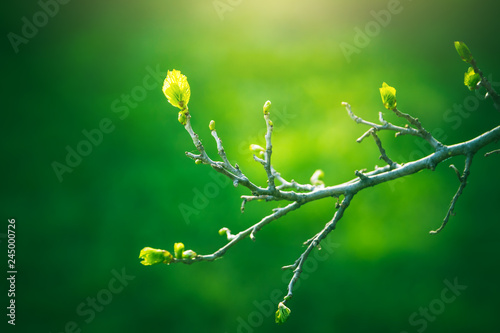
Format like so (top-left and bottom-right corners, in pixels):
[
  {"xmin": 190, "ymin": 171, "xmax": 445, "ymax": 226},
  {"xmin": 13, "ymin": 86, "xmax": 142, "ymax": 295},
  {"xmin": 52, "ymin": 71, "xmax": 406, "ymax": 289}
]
[{"xmin": 139, "ymin": 243, "xmax": 196, "ymax": 265}]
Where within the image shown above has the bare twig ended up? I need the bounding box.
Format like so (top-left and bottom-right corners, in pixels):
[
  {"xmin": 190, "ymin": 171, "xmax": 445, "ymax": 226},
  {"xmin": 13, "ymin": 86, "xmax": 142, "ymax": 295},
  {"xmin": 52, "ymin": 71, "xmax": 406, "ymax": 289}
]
[
  {"xmin": 172, "ymin": 201, "xmax": 302, "ymax": 264},
  {"xmin": 211, "ymin": 128, "xmax": 237, "ymax": 174},
  {"xmin": 369, "ymin": 129, "xmax": 396, "ymax": 167},
  {"xmin": 282, "ymin": 193, "xmax": 354, "ymax": 303},
  {"xmin": 392, "ymin": 107, "xmax": 443, "ymax": 149},
  {"xmin": 344, "ymin": 102, "xmax": 443, "ymax": 150},
  {"xmin": 429, "ymin": 154, "xmax": 473, "ymax": 234},
  {"xmin": 485, "ymin": 149, "xmax": 500, "ymax": 157},
  {"xmin": 263, "ymin": 113, "xmax": 276, "ymax": 191},
  {"xmin": 344, "ymin": 102, "xmax": 429, "ymax": 142}
]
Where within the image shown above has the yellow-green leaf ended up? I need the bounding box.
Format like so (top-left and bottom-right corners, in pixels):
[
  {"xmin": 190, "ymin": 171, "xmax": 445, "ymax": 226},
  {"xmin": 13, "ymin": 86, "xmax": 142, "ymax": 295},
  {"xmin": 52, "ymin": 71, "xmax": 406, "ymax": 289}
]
[
  {"xmin": 464, "ymin": 67, "xmax": 481, "ymax": 91},
  {"xmin": 275, "ymin": 302, "xmax": 291, "ymax": 324},
  {"xmin": 379, "ymin": 82, "xmax": 397, "ymax": 110},
  {"xmin": 454, "ymin": 41, "xmax": 473, "ymax": 63},
  {"xmin": 162, "ymin": 69, "xmax": 191, "ymax": 110},
  {"xmin": 139, "ymin": 247, "xmax": 173, "ymax": 266}
]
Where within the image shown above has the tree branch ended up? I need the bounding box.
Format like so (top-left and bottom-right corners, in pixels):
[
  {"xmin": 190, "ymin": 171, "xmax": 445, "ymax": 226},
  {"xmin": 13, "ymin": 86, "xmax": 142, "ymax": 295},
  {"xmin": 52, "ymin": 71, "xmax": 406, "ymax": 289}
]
[
  {"xmin": 485, "ymin": 149, "xmax": 500, "ymax": 157},
  {"xmin": 470, "ymin": 59, "xmax": 500, "ymax": 111},
  {"xmin": 281, "ymin": 193, "xmax": 354, "ymax": 303},
  {"xmin": 172, "ymin": 201, "xmax": 301, "ymax": 264},
  {"xmin": 144, "ymin": 56, "xmax": 500, "ymax": 324},
  {"xmin": 429, "ymin": 154, "xmax": 473, "ymax": 234}
]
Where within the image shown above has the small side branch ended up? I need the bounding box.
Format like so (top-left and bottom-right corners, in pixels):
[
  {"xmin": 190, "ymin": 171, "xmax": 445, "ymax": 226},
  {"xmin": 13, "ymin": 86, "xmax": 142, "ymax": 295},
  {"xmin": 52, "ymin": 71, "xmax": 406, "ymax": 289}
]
[
  {"xmin": 392, "ymin": 108, "xmax": 442, "ymax": 149},
  {"xmin": 370, "ymin": 129, "xmax": 396, "ymax": 167},
  {"xmin": 173, "ymin": 201, "xmax": 301, "ymax": 264},
  {"xmin": 184, "ymin": 116, "xmax": 215, "ymax": 164},
  {"xmin": 343, "ymin": 102, "xmax": 442, "ymax": 150},
  {"xmin": 264, "ymin": 113, "xmax": 276, "ymax": 191},
  {"xmin": 211, "ymin": 128, "xmax": 237, "ymax": 174},
  {"xmin": 281, "ymin": 193, "xmax": 354, "ymax": 303},
  {"xmin": 485, "ymin": 149, "xmax": 500, "ymax": 157},
  {"xmin": 430, "ymin": 154, "xmax": 473, "ymax": 234}
]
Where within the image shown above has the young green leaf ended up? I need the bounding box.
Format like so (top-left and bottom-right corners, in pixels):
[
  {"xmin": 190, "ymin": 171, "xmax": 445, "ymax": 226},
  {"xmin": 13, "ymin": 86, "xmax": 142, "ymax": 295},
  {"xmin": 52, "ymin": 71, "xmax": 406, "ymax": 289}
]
[
  {"xmin": 379, "ymin": 82, "xmax": 397, "ymax": 110},
  {"xmin": 275, "ymin": 302, "xmax": 291, "ymax": 324},
  {"xmin": 464, "ymin": 67, "xmax": 481, "ymax": 91},
  {"xmin": 454, "ymin": 41, "xmax": 473, "ymax": 63},
  {"xmin": 163, "ymin": 69, "xmax": 191, "ymax": 111},
  {"xmin": 139, "ymin": 247, "xmax": 173, "ymax": 266}
]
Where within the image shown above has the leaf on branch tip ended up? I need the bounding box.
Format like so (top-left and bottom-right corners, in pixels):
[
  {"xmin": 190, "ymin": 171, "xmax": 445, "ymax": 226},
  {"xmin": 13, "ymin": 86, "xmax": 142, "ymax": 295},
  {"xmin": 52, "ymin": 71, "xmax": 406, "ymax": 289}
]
[
  {"xmin": 379, "ymin": 82, "xmax": 397, "ymax": 110},
  {"xmin": 275, "ymin": 302, "xmax": 291, "ymax": 324},
  {"xmin": 263, "ymin": 100, "xmax": 272, "ymax": 115},
  {"xmin": 454, "ymin": 41, "xmax": 473, "ymax": 63},
  {"xmin": 139, "ymin": 247, "xmax": 173, "ymax": 266},
  {"xmin": 163, "ymin": 69, "xmax": 191, "ymax": 111}
]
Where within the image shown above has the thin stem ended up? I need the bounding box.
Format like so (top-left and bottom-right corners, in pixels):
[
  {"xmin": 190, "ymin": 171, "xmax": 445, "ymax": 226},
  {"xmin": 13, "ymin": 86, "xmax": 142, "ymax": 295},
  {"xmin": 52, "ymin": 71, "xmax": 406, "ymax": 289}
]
[
  {"xmin": 485, "ymin": 149, "xmax": 500, "ymax": 157},
  {"xmin": 264, "ymin": 113, "xmax": 276, "ymax": 191},
  {"xmin": 370, "ymin": 129, "xmax": 396, "ymax": 167},
  {"xmin": 282, "ymin": 193, "xmax": 354, "ymax": 302},
  {"xmin": 173, "ymin": 201, "xmax": 301, "ymax": 264},
  {"xmin": 392, "ymin": 107, "xmax": 443, "ymax": 149},
  {"xmin": 429, "ymin": 154, "xmax": 473, "ymax": 234},
  {"xmin": 343, "ymin": 102, "xmax": 432, "ymax": 142}
]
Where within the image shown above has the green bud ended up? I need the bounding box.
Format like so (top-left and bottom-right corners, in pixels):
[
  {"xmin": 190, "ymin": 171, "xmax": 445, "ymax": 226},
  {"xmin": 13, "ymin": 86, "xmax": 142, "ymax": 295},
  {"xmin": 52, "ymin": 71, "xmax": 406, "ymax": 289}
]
[
  {"xmin": 218, "ymin": 227, "xmax": 229, "ymax": 236},
  {"xmin": 178, "ymin": 111, "xmax": 188, "ymax": 126},
  {"xmin": 379, "ymin": 82, "xmax": 397, "ymax": 110},
  {"xmin": 464, "ymin": 67, "xmax": 481, "ymax": 91},
  {"xmin": 310, "ymin": 169, "xmax": 325, "ymax": 186},
  {"xmin": 263, "ymin": 100, "xmax": 271, "ymax": 115},
  {"xmin": 454, "ymin": 41, "xmax": 473, "ymax": 63},
  {"xmin": 195, "ymin": 159, "xmax": 202, "ymax": 165},
  {"xmin": 209, "ymin": 120, "xmax": 216, "ymax": 131},
  {"xmin": 174, "ymin": 242, "xmax": 185, "ymax": 259},
  {"xmin": 182, "ymin": 249, "xmax": 197, "ymax": 259},
  {"xmin": 139, "ymin": 247, "xmax": 173, "ymax": 266},
  {"xmin": 275, "ymin": 302, "xmax": 291, "ymax": 324},
  {"xmin": 249, "ymin": 144, "xmax": 265, "ymax": 156}
]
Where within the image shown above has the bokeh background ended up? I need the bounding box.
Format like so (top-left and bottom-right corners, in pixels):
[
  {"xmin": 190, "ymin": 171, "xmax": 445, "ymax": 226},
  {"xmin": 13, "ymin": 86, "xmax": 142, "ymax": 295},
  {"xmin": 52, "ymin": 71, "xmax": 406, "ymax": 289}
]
[{"xmin": 2, "ymin": 0, "xmax": 500, "ymax": 332}]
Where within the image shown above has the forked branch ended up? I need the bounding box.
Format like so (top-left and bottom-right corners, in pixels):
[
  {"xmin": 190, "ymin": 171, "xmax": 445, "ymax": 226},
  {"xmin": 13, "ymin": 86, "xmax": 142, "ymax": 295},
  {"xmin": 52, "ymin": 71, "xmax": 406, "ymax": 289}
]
[{"xmin": 140, "ymin": 42, "xmax": 500, "ymax": 324}]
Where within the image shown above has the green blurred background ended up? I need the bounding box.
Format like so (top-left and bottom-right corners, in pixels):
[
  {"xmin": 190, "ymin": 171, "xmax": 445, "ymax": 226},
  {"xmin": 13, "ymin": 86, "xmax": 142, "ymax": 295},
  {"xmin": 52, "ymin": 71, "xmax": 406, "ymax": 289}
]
[{"xmin": 2, "ymin": 0, "xmax": 500, "ymax": 332}]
